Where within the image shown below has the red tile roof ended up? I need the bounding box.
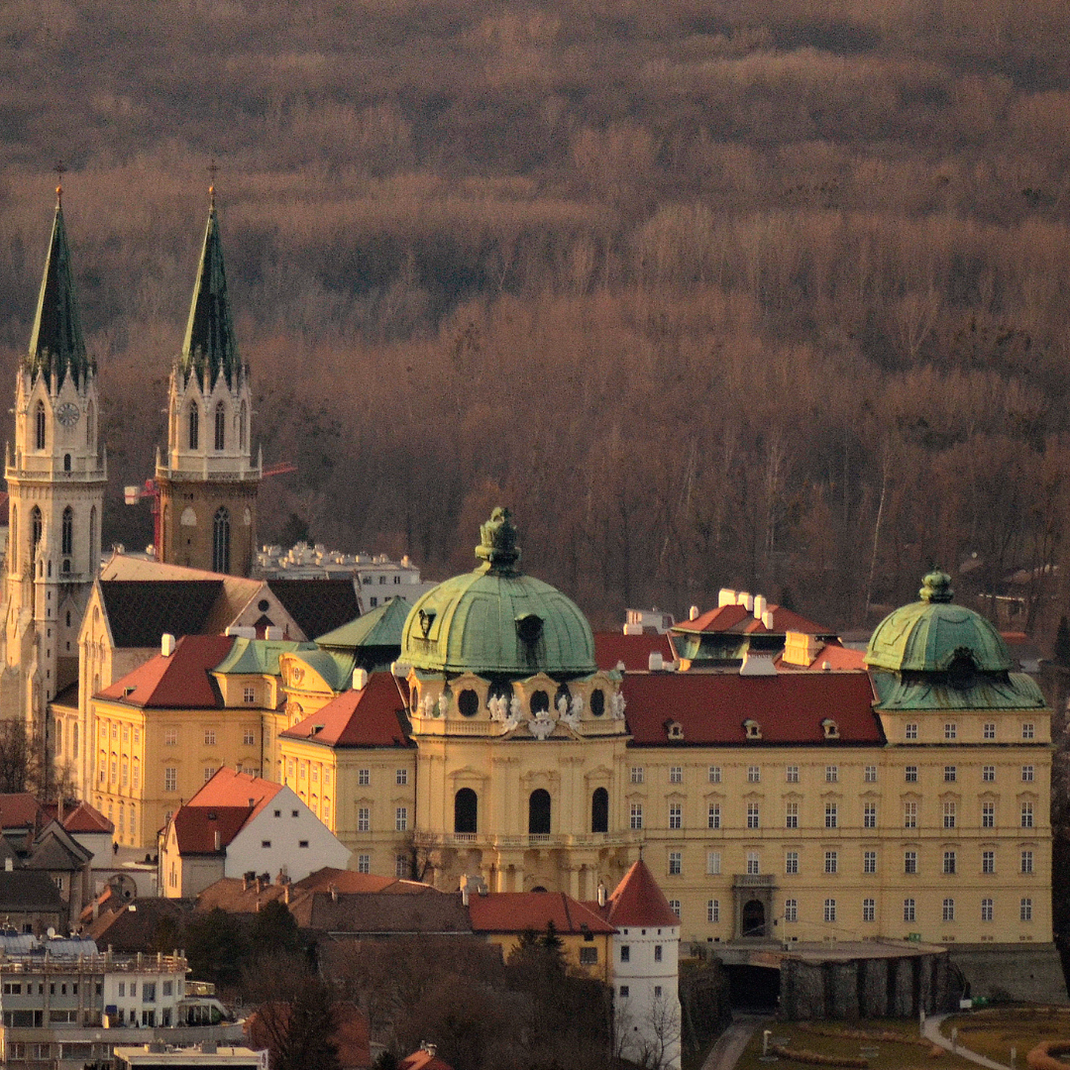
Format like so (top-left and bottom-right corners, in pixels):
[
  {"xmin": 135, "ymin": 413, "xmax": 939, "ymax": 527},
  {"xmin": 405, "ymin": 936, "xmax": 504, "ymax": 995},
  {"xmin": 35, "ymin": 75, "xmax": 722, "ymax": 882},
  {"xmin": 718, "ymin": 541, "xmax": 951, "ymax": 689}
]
[
  {"xmin": 59, "ymin": 801, "xmax": 113, "ymax": 834},
  {"xmin": 774, "ymin": 642, "xmax": 866, "ymax": 672},
  {"xmin": 0, "ymin": 794, "xmax": 46, "ymax": 830},
  {"xmin": 621, "ymin": 671, "xmax": 880, "ymax": 745},
  {"xmin": 293, "ymin": 867, "xmax": 428, "ymax": 895},
  {"xmin": 673, "ymin": 603, "xmax": 830, "ymax": 636},
  {"xmin": 187, "ymin": 767, "xmax": 284, "ymax": 814},
  {"xmin": 594, "ymin": 632, "xmax": 675, "ymax": 672},
  {"xmin": 467, "ymin": 892, "xmax": 615, "ymax": 936},
  {"xmin": 400, "ymin": 1050, "xmax": 454, "ymax": 1070},
  {"xmin": 97, "ymin": 634, "xmax": 234, "ymax": 708},
  {"xmin": 281, "ymin": 672, "xmax": 411, "ymax": 748},
  {"xmin": 172, "ymin": 806, "xmax": 252, "ymax": 855},
  {"xmin": 603, "ymin": 859, "xmax": 680, "ymax": 929}
]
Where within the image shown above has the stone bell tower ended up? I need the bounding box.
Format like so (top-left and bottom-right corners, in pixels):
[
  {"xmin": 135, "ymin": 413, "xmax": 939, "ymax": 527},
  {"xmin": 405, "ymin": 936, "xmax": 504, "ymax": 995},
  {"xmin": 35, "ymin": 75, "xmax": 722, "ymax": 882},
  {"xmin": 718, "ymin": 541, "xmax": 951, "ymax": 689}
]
[{"xmin": 156, "ymin": 187, "xmax": 260, "ymax": 576}]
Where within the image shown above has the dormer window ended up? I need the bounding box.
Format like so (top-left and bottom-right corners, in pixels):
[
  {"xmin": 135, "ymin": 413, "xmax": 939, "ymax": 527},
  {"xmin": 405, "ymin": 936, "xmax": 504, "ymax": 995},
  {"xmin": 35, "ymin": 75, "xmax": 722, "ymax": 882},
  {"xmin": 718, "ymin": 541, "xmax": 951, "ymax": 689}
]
[
  {"xmin": 516, "ymin": 613, "xmax": 544, "ymax": 645},
  {"xmin": 419, "ymin": 609, "xmax": 436, "ymax": 638},
  {"xmin": 947, "ymin": 651, "xmax": 977, "ymax": 691},
  {"xmin": 666, "ymin": 720, "xmax": 684, "ymax": 741},
  {"xmin": 743, "ymin": 719, "xmax": 762, "ymax": 740},
  {"xmin": 821, "ymin": 718, "xmax": 840, "ymax": 740}
]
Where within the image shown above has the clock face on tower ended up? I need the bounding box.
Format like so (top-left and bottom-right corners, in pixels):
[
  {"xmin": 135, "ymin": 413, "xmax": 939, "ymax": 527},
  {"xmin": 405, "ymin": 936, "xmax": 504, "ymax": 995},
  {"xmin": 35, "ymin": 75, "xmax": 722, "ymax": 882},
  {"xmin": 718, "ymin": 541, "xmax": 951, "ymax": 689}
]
[{"xmin": 56, "ymin": 402, "xmax": 80, "ymax": 428}]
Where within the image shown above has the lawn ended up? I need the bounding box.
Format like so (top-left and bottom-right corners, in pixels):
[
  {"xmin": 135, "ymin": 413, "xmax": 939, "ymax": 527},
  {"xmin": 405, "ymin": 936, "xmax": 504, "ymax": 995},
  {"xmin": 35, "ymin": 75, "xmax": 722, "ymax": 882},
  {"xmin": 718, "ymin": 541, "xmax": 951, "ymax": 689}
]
[{"xmin": 941, "ymin": 1007, "xmax": 1070, "ymax": 1065}]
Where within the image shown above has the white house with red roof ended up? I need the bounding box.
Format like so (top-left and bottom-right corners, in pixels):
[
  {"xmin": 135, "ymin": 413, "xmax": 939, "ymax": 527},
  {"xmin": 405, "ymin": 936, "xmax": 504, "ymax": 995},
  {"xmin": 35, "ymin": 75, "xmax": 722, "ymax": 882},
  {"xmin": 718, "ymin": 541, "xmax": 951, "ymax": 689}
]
[
  {"xmin": 594, "ymin": 859, "xmax": 681, "ymax": 1070},
  {"xmin": 158, "ymin": 767, "xmax": 350, "ymax": 898}
]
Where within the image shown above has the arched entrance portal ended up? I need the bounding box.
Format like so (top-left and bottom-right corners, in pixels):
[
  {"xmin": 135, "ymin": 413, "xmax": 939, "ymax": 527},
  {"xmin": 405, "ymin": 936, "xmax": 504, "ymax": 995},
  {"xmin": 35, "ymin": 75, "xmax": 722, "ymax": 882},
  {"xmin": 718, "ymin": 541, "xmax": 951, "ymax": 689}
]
[{"xmin": 741, "ymin": 899, "xmax": 766, "ymax": 938}]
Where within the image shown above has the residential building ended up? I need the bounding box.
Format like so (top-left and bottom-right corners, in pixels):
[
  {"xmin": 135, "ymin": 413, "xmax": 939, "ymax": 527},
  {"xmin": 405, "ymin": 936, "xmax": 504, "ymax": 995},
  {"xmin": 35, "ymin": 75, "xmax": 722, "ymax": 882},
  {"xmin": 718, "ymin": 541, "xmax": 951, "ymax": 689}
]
[{"xmin": 114, "ymin": 1045, "xmax": 268, "ymax": 1069}]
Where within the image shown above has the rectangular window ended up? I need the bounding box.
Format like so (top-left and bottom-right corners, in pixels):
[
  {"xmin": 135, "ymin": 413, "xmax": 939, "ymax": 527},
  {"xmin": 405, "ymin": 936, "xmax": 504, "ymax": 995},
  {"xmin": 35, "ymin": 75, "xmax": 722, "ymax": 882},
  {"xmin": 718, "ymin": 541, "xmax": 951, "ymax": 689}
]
[
  {"xmin": 358, "ymin": 768, "xmax": 370, "ymax": 786},
  {"xmin": 357, "ymin": 807, "xmax": 370, "ymax": 833},
  {"xmin": 864, "ymin": 766, "xmax": 877, "ymax": 783},
  {"xmin": 944, "ymin": 766, "xmax": 957, "ymax": 782},
  {"xmin": 825, "ymin": 851, "xmax": 838, "ymax": 874},
  {"xmin": 905, "ymin": 765, "xmax": 918, "ymax": 783},
  {"xmin": 786, "ymin": 765, "xmax": 799, "ymax": 783},
  {"xmin": 261, "ymin": 840, "xmax": 271, "ymax": 849},
  {"xmin": 746, "ymin": 851, "xmax": 760, "ymax": 876},
  {"xmin": 708, "ymin": 766, "xmax": 721, "ymax": 783},
  {"xmin": 904, "ymin": 801, "xmax": 917, "ymax": 828},
  {"xmin": 243, "ymin": 686, "xmax": 256, "ymax": 704},
  {"xmin": 905, "ymin": 723, "xmax": 918, "ymax": 740},
  {"xmin": 982, "ymin": 802, "xmax": 995, "ymax": 828},
  {"xmin": 904, "ymin": 850, "xmax": 917, "ymax": 874},
  {"xmin": 863, "ymin": 898, "xmax": 875, "ymax": 922},
  {"xmin": 395, "ymin": 807, "xmax": 408, "ymax": 832},
  {"xmin": 982, "ymin": 850, "xmax": 995, "ymax": 874},
  {"xmin": 204, "ymin": 728, "xmax": 216, "ymax": 746},
  {"xmin": 395, "ymin": 854, "xmax": 409, "ymax": 878},
  {"xmin": 1022, "ymin": 722, "xmax": 1035, "ymax": 740},
  {"xmin": 669, "ymin": 803, "xmax": 682, "ymax": 830},
  {"xmin": 1021, "ymin": 898, "xmax": 1033, "ymax": 921},
  {"xmin": 1022, "ymin": 765, "xmax": 1035, "ymax": 782},
  {"xmin": 784, "ymin": 898, "xmax": 798, "ymax": 922},
  {"xmin": 944, "ymin": 722, "xmax": 957, "ymax": 740},
  {"xmin": 824, "ymin": 899, "xmax": 836, "ymax": 923},
  {"xmin": 747, "ymin": 766, "xmax": 761, "ymax": 783},
  {"xmin": 785, "ymin": 802, "xmax": 799, "ymax": 829},
  {"xmin": 1021, "ymin": 850, "xmax": 1034, "ymax": 874},
  {"xmin": 619, "ymin": 985, "xmax": 629, "ymax": 998},
  {"xmin": 785, "ymin": 850, "xmax": 798, "ymax": 875},
  {"xmin": 204, "ymin": 766, "xmax": 214, "ymax": 783},
  {"xmin": 863, "ymin": 804, "xmax": 877, "ymax": 829},
  {"xmin": 707, "ymin": 899, "xmax": 720, "ymax": 923},
  {"xmin": 903, "ymin": 898, "xmax": 916, "ymax": 922},
  {"xmin": 668, "ymin": 851, "xmax": 682, "ymax": 876},
  {"xmin": 706, "ymin": 851, "xmax": 721, "ymax": 876},
  {"xmin": 943, "ymin": 801, "xmax": 956, "ymax": 829},
  {"xmin": 630, "ymin": 803, "xmax": 643, "ymax": 830},
  {"xmin": 669, "ymin": 766, "xmax": 683, "ymax": 784},
  {"xmin": 396, "ymin": 769, "xmax": 408, "ymax": 785},
  {"xmin": 164, "ymin": 767, "xmax": 177, "ymax": 793},
  {"xmin": 825, "ymin": 803, "xmax": 837, "ymax": 829},
  {"xmin": 707, "ymin": 804, "xmax": 720, "ymax": 830},
  {"xmin": 133, "ymin": 764, "xmax": 140, "ymax": 789},
  {"xmin": 983, "ymin": 722, "xmax": 996, "ymax": 740},
  {"xmin": 983, "ymin": 765, "xmax": 995, "ymax": 782},
  {"xmin": 357, "ymin": 854, "xmax": 370, "ymax": 873},
  {"xmin": 579, "ymin": 946, "xmax": 598, "ymax": 965},
  {"xmin": 631, "ymin": 767, "xmax": 644, "ymax": 784},
  {"xmin": 943, "ymin": 850, "xmax": 956, "ymax": 874},
  {"xmin": 747, "ymin": 803, "xmax": 760, "ymax": 829},
  {"xmin": 981, "ymin": 898, "xmax": 994, "ymax": 922},
  {"xmin": 864, "ymin": 850, "xmax": 877, "ymax": 874},
  {"xmin": 1022, "ymin": 802, "xmax": 1034, "ymax": 828},
  {"xmin": 943, "ymin": 898, "xmax": 955, "ymax": 922},
  {"xmin": 669, "ymin": 900, "xmax": 681, "ymax": 918},
  {"xmin": 825, "ymin": 765, "xmax": 838, "ymax": 783}
]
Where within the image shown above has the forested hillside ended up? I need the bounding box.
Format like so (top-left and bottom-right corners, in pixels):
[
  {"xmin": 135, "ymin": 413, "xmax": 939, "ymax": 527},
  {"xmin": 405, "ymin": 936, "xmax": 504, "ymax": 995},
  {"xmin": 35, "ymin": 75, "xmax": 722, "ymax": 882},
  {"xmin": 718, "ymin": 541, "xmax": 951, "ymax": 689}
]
[{"xmin": 2, "ymin": 0, "xmax": 1069, "ymax": 632}]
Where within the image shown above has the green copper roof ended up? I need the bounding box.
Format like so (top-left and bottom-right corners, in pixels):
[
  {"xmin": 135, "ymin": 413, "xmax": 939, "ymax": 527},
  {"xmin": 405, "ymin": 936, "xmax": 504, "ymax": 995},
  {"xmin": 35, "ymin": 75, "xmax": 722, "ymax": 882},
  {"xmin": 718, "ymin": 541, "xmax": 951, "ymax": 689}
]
[
  {"xmin": 866, "ymin": 569, "xmax": 1012, "ymax": 674},
  {"xmin": 316, "ymin": 597, "xmax": 412, "ymax": 651},
  {"xmin": 27, "ymin": 200, "xmax": 91, "ymax": 390},
  {"xmin": 212, "ymin": 637, "xmax": 315, "ymax": 676},
  {"xmin": 287, "ymin": 648, "xmax": 353, "ymax": 691},
  {"xmin": 180, "ymin": 200, "xmax": 241, "ymax": 390},
  {"xmin": 401, "ymin": 508, "xmax": 596, "ymax": 677},
  {"xmin": 870, "ymin": 670, "xmax": 1047, "ymax": 711}
]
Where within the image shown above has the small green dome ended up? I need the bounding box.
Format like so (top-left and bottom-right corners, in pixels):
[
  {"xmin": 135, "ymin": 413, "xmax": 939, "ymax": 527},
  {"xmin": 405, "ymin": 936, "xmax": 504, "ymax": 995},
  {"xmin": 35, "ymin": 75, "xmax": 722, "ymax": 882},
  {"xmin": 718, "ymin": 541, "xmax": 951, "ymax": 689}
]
[
  {"xmin": 401, "ymin": 508, "xmax": 596, "ymax": 677},
  {"xmin": 866, "ymin": 569, "xmax": 1012, "ymax": 674}
]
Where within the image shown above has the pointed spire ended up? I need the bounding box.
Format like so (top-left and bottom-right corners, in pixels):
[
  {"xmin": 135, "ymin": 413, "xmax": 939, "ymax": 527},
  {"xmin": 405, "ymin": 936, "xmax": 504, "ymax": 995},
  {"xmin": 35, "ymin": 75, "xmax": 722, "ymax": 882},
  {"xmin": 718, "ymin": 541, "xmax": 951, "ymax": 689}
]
[
  {"xmin": 181, "ymin": 187, "xmax": 240, "ymax": 390},
  {"xmin": 27, "ymin": 194, "xmax": 90, "ymax": 390}
]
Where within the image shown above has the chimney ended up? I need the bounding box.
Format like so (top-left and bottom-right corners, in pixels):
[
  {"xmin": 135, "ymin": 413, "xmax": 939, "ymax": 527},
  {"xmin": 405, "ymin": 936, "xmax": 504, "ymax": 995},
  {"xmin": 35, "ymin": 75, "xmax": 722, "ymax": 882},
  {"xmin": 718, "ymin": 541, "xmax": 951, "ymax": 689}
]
[
  {"xmin": 213, "ymin": 830, "xmax": 221, "ymax": 853},
  {"xmin": 461, "ymin": 883, "xmax": 469, "ymax": 907},
  {"xmin": 353, "ymin": 667, "xmax": 369, "ymax": 690},
  {"xmin": 717, "ymin": 589, "xmax": 735, "ymax": 608},
  {"xmin": 753, "ymin": 594, "xmax": 767, "ymax": 619},
  {"xmin": 738, "ymin": 591, "xmax": 754, "ymax": 612},
  {"xmin": 330, "ymin": 884, "xmax": 338, "ymax": 903},
  {"xmin": 648, "ymin": 651, "xmax": 663, "ymax": 672},
  {"xmin": 689, "ymin": 604, "xmax": 700, "ymax": 620},
  {"xmin": 161, "ymin": 634, "xmax": 176, "ymax": 657},
  {"xmin": 597, "ymin": 882, "xmax": 607, "ymax": 908},
  {"xmin": 422, "ymin": 1043, "xmax": 437, "ymax": 1057}
]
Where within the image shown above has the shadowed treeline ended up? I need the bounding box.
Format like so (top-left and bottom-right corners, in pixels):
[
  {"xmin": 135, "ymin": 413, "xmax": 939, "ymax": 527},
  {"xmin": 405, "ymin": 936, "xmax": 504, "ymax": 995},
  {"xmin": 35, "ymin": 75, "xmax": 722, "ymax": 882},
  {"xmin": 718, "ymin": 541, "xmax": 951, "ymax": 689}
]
[{"xmin": 2, "ymin": 0, "xmax": 1070, "ymax": 632}]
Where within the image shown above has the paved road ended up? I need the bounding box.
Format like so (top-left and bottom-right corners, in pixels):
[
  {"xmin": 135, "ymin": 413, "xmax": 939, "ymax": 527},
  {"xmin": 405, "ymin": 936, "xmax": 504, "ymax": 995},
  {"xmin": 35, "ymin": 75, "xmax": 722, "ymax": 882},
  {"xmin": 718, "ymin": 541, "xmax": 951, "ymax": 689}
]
[
  {"xmin": 922, "ymin": 1013, "xmax": 1014, "ymax": 1070},
  {"xmin": 699, "ymin": 1014, "xmax": 768, "ymax": 1070}
]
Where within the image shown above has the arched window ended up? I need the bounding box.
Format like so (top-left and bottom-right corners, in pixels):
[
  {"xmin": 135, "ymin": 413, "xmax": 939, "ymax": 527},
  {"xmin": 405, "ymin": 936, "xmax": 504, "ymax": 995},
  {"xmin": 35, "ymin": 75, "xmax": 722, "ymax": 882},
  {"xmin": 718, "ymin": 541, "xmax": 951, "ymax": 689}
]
[
  {"xmin": 72, "ymin": 723, "xmax": 79, "ymax": 759},
  {"xmin": 188, "ymin": 404, "xmax": 199, "ymax": 450},
  {"xmin": 89, "ymin": 506, "xmax": 98, "ymax": 573},
  {"xmin": 61, "ymin": 507, "xmax": 73, "ymax": 557},
  {"xmin": 239, "ymin": 400, "xmax": 247, "ymax": 449},
  {"xmin": 9, "ymin": 506, "xmax": 16, "ymax": 570},
  {"xmin": 214, "ymin": 402, "xmax": 226, "ymax": 450},
  {"xmin": 35, "ymin": 401, "xmax": 46, "ymax": 450},
  {"xmin": 63, "ymin": 453, "xmax": 71, "ymax": 472},
  {"xmin": 454, "ymin": 788, "xmax": 478, "ymax": 834},
  {"xmin": 86, "ymin": 401, "xmax": 94, "ymax": 447},
  {"xmin": 528, "ymin": 789, "xmax": 551, "ymax": 835},
  {"xmin": 56, "ymin": 720, "xmax": 63, "ymax": 754},
  {"xmin": 30, "ymin": 507, "xmax": 42, "ymax": 560},
  {"xmin": 213, "ymin": 507, "xmax": 230, "ymax": 573},
  {"xmin": 591, "ymin": 787, "xmax": 609, "ymax": 833}
]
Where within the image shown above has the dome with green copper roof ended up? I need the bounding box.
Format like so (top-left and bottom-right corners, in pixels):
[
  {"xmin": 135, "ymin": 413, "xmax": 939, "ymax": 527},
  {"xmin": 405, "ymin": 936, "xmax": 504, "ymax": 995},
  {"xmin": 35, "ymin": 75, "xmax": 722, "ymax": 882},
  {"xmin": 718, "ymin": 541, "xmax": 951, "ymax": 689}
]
[
  {"xmin": 866, "ymin": 569, "xmax": 1012, "ymax": 674},
  {"xmin": 401, "ymin": 508, "xmax": 596, "ymax": 678}
]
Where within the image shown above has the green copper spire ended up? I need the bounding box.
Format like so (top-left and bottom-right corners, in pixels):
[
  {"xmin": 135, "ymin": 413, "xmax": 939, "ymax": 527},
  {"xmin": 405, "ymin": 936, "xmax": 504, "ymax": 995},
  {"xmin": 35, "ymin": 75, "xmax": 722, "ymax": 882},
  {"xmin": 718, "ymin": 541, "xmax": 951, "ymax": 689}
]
[
  {"xmin": 180, "ymin": 191, "xmax": 240, "ymax": 389},
  {"xmin": 27, "ymin": 191, "xmax": 90, "ymax": 389}
]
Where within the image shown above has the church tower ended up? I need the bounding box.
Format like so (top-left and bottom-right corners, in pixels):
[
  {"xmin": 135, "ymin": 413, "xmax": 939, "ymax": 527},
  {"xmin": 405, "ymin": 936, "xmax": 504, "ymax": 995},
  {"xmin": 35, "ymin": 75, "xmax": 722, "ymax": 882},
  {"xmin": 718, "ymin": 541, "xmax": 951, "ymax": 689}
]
[
  {"xmin": 156, "ymin": 189, "xmax": 259, "ymax": 576},
  {"xmin": 2, "ymin": 187, "xmax": 106, "ymax": 733}
]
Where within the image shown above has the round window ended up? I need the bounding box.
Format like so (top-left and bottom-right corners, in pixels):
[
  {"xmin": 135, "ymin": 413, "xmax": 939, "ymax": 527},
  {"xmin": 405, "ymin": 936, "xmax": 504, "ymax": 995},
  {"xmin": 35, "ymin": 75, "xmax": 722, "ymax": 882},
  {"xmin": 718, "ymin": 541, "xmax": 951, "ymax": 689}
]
[{"xmin": 458, "ymin": 689, "xmax": 479, "ymax": 718}]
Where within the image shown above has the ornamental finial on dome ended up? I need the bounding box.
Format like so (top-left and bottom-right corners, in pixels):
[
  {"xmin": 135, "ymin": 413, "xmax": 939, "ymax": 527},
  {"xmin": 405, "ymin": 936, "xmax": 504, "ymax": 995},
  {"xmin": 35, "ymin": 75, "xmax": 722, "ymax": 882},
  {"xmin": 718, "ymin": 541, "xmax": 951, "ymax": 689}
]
[
  {"xmin": 920, "ymin": 568, "xmax": 954, "ymax": 604},
  {"xmin": 476, "ymin": 507, "xmax": 521, "ymax": 574}
]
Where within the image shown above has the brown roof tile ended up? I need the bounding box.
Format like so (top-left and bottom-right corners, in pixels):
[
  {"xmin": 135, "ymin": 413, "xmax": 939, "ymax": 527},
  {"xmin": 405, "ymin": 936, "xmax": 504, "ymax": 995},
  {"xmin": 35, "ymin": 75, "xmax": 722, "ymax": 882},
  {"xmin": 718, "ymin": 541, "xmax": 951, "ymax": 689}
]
[
  {"xmin": 281, "ymin": 673, "xmax": 411, "ymax": 749},
  {"xmin": 467, "ymin": 892, "xmax": 615, "ymax": 936},
  {"xmin": 98, "ymin": 634, "xmax": 234, "ymax": 707},
  {"xmin": 594, "ymin": 632, "xmax": 675, "ymax": 672}
]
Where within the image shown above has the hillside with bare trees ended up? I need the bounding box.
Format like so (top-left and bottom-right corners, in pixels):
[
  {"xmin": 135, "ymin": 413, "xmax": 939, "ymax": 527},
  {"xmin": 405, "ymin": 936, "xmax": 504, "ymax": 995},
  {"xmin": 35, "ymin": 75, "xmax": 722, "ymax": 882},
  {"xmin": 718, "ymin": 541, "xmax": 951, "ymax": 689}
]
[{"xmin": 2, "ymin": 0, "xmax": 1070, "ymax": 632}]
